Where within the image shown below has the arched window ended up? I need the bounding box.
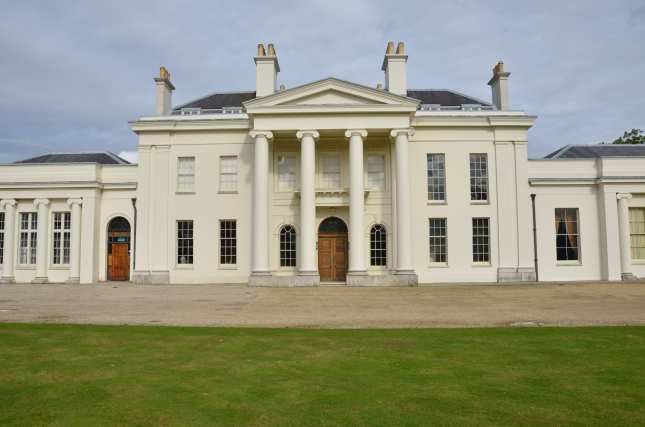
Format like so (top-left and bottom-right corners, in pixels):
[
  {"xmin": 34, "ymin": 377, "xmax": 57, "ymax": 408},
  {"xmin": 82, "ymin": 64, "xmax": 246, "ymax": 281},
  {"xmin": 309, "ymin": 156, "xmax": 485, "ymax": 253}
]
[
  {"xmin": 370, "ymin": 224, "xmax": 387, "ymax": 266},
  {"xmin": 280, "ymin": 225, "xmax": 296, "ymax": 267}
]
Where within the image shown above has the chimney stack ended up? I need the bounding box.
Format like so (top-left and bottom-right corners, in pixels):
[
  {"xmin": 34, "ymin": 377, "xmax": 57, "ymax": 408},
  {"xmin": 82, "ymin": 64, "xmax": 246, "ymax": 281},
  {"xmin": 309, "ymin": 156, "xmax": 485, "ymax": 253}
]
[
  {"xmin": 487, "ymin": 61, "xmax": 511, "ymax": 110},
  {"xmin": 154, "ymin": 66, "xmax": 175, "ymax": 116},
  {"xmin": 255, "ymin": 42, "xmax": 280, "ymax": 97},
  {"xmin": 381, "ymin": 41, "xmax": 408, "ymax": 96}
]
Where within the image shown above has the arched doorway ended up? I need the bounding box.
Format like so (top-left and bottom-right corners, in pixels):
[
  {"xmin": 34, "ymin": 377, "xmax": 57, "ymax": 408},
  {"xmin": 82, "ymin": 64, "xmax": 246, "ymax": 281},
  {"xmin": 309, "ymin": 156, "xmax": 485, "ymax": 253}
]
[
  {"xmin": 318, "ymin": 217, "xmax": 348, "ymax": 282},
  {"xmin": 107, "ymin": 216, "xmax": 131, "ymax": 281}
]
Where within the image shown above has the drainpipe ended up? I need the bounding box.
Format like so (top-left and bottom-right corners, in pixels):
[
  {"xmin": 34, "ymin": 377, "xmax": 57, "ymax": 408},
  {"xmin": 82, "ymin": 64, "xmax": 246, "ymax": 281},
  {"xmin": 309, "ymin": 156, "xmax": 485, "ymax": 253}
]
[
  {"xmin": 131, "ymin": 198, "xmax": 137, "ymax": 272},
  {"xmin": 530, "ymin": 193, "xmax": 539, "ymax": 282}
]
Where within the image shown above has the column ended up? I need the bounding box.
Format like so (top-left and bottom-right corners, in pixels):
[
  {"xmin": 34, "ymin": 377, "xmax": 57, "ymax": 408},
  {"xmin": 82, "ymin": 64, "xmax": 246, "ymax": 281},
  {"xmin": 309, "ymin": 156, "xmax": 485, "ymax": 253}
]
[
  {"xmin": 249, "ymin": 130, "xmax": 272, "ymax": 278},
  {"xmin": 346, "ymin": 129, "xmax": 368, "ymax": 276},
  {"xmin": 67, "ymin": 198, "xmax": 83, "ymax": 283},
  {"xmin": 296, "ymin": 130, "xmax": 320, "ymax": 285},
  {"xmin": 33, "ymin": 198, "xmax": 50, "ymax": 283},
  {"xmin": 0, "ymin": 199, "xmax": 17, "ymax": 283},
  {"xmin": 617, "ymin": 193, "xmax": 635, "ymax": 280},
  {"xmin": 391, "ymin": 129, "xmax": 416, "ymax": 282}
]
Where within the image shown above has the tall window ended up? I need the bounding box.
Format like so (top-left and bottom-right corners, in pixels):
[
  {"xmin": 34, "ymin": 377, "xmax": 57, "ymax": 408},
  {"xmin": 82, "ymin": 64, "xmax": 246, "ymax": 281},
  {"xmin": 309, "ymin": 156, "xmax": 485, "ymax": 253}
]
[
  {"xmin": 321, "ymin": 154, "xmax": 341, "ymax": 188},
  {"xmin": 277, "ymin": 154, "xmax": 296, "ymax": 191},
  {"xmin": 429, "ymin": 218, "xmax": 447, "ymax": 263},
  {"xmin": 469, "ymin": 153, "xmax": 488, "ymax": 201},
  {"xmin": 177, "ymin": 157, "xmax": 195, "ymax": 192},
  {"xmin": 427, "ymin": 153, "xmax": 446, "ymax": 201},
  {"xmin": 52, "ymin": 212, "xmax": 71, "ymax": 265},
  {"xmin": 0, "ymin": 212, "xmax": 4, "ymax": 265},
  {"xmin": 219, "ymin": 156, "xmax": 238, "ymax": 192},
  {"xmin": 19, "ymin": 212, "xmax": 37, "ymax": 265},
  {"xmin": 367, "ymin": 154, "xmax": 385, "ymax": 190},
  {"xmin": 555, "ymin": 208, "xmax": 579, "ymax": 261},
  {"xmin": 220, "ymin": 220, "xmax": 237, "ymax": 265},
  {"xmin": 370, "ymin": 224, "xmax": 387, "ymax": 266},
  {"xmin": 177, "ymin": 220, "xmax": 194, "ymax": 265},
  {"xmin": 629, "ymin": 208, "xmax": 645, "ymax": 260},
  {"xmin": 472, "ymin": 217, "xmax": 490, "ymax": 263},
  {"xmin": 279, "ymin": 225, "xmax": 296, "ymax": 267}
]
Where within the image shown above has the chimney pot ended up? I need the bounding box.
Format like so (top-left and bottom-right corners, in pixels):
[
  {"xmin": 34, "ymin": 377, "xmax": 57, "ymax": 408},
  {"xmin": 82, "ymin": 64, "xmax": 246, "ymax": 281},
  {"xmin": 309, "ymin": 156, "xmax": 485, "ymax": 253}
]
[
  {"xmin": 257, "ymin": 43, "xmax": 266, "ymax": 56},
  {"xmin": 396, "ymin": 42, "xmax": 405, "ymax": 54},
  {"xmin": 385, "ymin": 41, "xmax": 394, "ymax": 54},
  {"xmin": 267, "ymin": 43, "xmax": 276, "ymax": 56}
]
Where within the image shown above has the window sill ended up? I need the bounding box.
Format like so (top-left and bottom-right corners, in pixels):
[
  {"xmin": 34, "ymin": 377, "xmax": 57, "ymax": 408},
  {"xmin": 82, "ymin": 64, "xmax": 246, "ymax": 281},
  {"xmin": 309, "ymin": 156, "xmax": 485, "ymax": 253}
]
[
  {"xmin": 470, "ymin": 200, "xmax": 489, "ymax": 205},
  {"xmin": 175, "ymin": 264, "xmax": 194, "ymax": 270},
  {"xmin": 427, "ymin": 200, "xmax": 447, "ymax": 205},
  {"xmin": 15, "ymin": 265, "xmax": 36, "ymax": 270},
  {"xmin": 218, "ymin": 190, "xmax": 238, "ymax": 195},
  {"xmin": 49, "ymin": 265, "xmax": 70, "ymax": 270},
  {"xmin": 472, "ymin": 262, "xmax": 492, "ymax": 267},
  {"xmin": 429, "ymin": 262, "xmax": 449, "ymax": 268},
  {"xmin": 175, "ymin": 191, "xmax": 195, "ymax": 195},
  {"xmin": 218, "ymin": 265, "xmax": 238, "ymax": 270},
  {"xmin": 556, "ymin": 261, "xmax": 582, "ymax": 266}
]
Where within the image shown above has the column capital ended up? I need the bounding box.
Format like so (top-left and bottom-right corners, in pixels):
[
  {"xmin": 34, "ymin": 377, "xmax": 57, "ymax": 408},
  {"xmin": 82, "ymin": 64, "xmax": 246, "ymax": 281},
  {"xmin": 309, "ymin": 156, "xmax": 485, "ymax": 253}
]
[
  {"xmin": 344, "ymin": 129, "xmax": 368, "ymax": 139},
  {"xmin": 296, "ymin": 130, "xmax": 319, "ymax": 141},
  {"xmin": 249, "ymin": 130, "xmax": 273, "ymax": 140},
  {"xmin": 0, "ymin": 199, "xmax": 17, "ymax": 209},
  {"xmin": 617, "ymin": 193, "xmax": 632, "ymax": 200},
  {"xmin": 33, "ymin": 198, "xmax": 50, "ymax": 207},
  {"xmin": 389, "ymin": 128, "xmax": 414, "ymax": 139},
  {"xmin": 67, "ymin": 198, "xmax": 83, "ymax": 207}
]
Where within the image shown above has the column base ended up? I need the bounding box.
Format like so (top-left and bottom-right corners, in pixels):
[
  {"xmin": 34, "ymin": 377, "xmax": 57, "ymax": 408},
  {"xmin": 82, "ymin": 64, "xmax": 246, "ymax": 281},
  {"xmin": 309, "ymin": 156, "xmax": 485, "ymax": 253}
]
[
  {"xmin": 66, "ymin": 277, "xmax": 80, "ymax": 284},
  {"xmin": 497, "ymin": 267, "xmax": 536, "ymax": 282},
  {"xmin": 295, "ymin": 271, "xmax": 320, "ymax": 287},
  {"xmin": 31, "ymin": 277, "xmax": 48, "ymax": 284},
  {"xmin": 248, "ymin": 271, "xmax": 274, "ymax": 286},
  {"xmin": 132, "ymin": 270, "xmax": 169, "ymax": 285},
  {"xmin": 0, "ymin": 276, "xmax": 15, "ymax": 284},
  {"xmin": 393, "ymin": 270, "xmax": 419, "ymax": 286},
  {"xmin": 621, "ymin": 272, "xmax": 639, "ymax": 281}
]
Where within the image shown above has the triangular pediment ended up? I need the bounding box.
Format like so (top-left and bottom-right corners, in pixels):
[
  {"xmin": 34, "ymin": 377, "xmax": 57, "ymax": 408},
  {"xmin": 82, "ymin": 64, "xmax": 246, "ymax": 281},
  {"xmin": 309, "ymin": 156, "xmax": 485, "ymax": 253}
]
[{"xmin": 244, "ymin": 77, "xmax": 419, "ymax": 112}]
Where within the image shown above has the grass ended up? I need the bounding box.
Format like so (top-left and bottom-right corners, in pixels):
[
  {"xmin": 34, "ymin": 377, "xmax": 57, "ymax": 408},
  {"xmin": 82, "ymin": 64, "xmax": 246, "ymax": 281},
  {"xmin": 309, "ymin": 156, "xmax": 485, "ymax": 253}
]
[{"xmin": 0, "ymin": 324, "xmax": 644, "ymax": 426}]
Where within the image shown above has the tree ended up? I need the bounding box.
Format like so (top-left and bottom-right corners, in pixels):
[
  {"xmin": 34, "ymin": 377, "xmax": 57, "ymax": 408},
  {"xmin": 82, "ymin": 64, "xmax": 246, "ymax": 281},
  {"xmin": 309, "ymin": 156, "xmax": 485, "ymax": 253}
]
[{"xmin": 611, "ymin": 128, "xmax": 645, "ymax": 144}]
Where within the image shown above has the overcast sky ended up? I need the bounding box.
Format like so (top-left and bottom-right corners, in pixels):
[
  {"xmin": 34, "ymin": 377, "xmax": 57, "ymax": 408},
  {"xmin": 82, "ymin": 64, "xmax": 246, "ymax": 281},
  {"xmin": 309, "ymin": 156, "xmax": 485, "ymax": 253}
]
[{"xmin": 1, "ymin": 0, "xmax": 644, "ymax": 163}]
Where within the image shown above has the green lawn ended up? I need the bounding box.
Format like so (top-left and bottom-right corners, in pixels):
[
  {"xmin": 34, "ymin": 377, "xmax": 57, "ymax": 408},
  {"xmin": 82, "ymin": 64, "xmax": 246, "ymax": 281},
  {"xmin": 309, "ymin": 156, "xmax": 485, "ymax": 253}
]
[{"xmin": 1, "ymin": 324, "xmax": 644, "ymax": 426}]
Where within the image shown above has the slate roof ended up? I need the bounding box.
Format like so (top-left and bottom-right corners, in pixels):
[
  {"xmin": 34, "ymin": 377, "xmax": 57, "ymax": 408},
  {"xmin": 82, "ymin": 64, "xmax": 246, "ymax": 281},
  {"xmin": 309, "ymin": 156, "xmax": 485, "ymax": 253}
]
[
  {"xmin": 15, "ymin": 152, "xmax": 131, "ymax": 165},
  {"xmin": 544, "ymin": 144, "xmax": 645, "ymax": 159},
  {"xmin": 173, "ymin": 89, "xmax": 489, "ymax": 111}
]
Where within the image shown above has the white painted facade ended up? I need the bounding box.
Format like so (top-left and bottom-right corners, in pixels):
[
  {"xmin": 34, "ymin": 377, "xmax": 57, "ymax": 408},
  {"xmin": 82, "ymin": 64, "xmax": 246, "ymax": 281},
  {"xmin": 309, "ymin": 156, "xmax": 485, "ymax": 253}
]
[{"xmin": 1, "ymin": 42, "xmax": 643, "ymax": 285}]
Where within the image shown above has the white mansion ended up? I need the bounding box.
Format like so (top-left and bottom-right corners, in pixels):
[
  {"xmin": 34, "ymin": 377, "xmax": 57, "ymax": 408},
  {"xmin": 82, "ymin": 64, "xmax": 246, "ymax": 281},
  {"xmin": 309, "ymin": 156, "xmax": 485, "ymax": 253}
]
[{"xmin": 1, "ymin": 42, "xmax": 644, "ymax": 285}]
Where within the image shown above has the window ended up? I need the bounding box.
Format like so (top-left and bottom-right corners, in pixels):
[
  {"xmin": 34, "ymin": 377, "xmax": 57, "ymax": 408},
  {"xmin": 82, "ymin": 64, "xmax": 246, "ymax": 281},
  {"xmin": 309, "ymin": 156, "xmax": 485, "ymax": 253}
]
[
  {"xmin": 51, "ymin": 212, "xmax": 71, "ymax": 265},
  {"xmin": 277, "ymin": 154, "xmax": 297, "ymax": 191},
  {"xmin": 177, "ymin": 157, "xmax": 195, "ymax": 192},
  {"xmin": 321, "ymin": 154, "xmax": 341, "ymax": 188},
  {"xmin": 472, "ymin": 217, "xmax": 490, "ymax": 263},
  {"xmin": 427, "ymin": 153, "xmax": 446, "ymax": 201},
  {"xmin": 177, "ymin": 220, "xmax": 194, "ymax": 265},
  {"xmin": 219, "ymin": 156, "xmax": 238, "ymax": 192},
  {"xmin": 0, "ymin": 212, "xmax": 4, "ymax": 265},
  {"xmin": 279, "ymin": 225, "xmax": 296, "ymax": 267},
  {"xmin": 19, "ymin": 212, "xmax": 37, "ymax": 265},
  {"xmin": 629, "ymin": 208, "xmax": 645, "ymax": 260},
  {"xmin": 429, "ymin": 218, "xmax": 447, "ymax": 263},
  {"xmin": 469, "ymin": 153, "xmax": 488, "ymax": 201},
  {"xmin": 367, "ymin": 154, "xmax": 385, "ymax": 190},
  {"xmin": 370, "ymin": 224, "xmax": 387, "ymax": 266},
  {"xmin": 555, "ymin": 208, "xmax": 579, "ymax": 261},
  {"xmin": 220, "ymin": 220, "xmax": 237, "ymax": 265}
]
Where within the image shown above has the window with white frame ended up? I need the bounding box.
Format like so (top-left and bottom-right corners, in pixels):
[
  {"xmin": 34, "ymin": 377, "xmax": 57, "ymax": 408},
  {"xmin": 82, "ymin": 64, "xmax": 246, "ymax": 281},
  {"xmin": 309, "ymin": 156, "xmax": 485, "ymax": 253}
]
[
  {"xmin": 279, "ymin": 225, "xmax": 296, "ymax": 267},
  {"xmin": 320, "ymin": 154, "xmax": 341, "ymax": 188},
  {"xmin": 427, "ymin": 153, "xmax": 446, "ymax": 201},
  {"xmin": 220, "ymin": 220, "xmax": 237, "ymax": 265},
  {"xmin": 472, "ymin": 217, "xmax": 490, "ymax": 263},
  {"xmin": 19, "ymin": 212, "xmax": 37, "ymax": 265},
  {"xmin": 370, "ymin": 224, "xmax": 387, "ymax": 266},
  {"xmin": 177, "ymin": 157, "xmax": 195, "ymax": 192},
  {"xmin": 277, "ymin": 154, "xmax": 297, "ymax": 191},
  {"xmin": 219, "ymin": 156, "xmax": 238, "ymax": 192},
  {"xmin": 429, "ymin": 218, "xmax": 447, "ymax": 263},
  {"xmin": 469, "ymin": 153, "xmax": 489, "ymax": 201},
  {"xmin": 555, "ymin": 208, "xmax": 579, "ymax": 261},
  {"xmin": 367, "ymin": 154, "xmax": 385, "ymax": 190},
  {"xmin": 629, "ymin": 207, "xmax": 644, "ymax": 260},
  {"xmin": 0, "ymin": 212, "xmax": 4, "ymax": 265},
  {"xmin": 51, "ymin": 212, "xmax": 71, "ymax": 265},
  {"xmin": 177, "ymin": 220, "xmax": 193, "ymax": 265}
]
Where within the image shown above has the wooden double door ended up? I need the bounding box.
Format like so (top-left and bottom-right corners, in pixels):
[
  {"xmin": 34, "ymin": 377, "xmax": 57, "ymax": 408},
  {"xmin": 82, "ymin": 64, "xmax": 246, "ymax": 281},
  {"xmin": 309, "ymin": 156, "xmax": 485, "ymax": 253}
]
[{"xmin": 318, "ymin": 232, "xmax": 348, "ymax": 282}]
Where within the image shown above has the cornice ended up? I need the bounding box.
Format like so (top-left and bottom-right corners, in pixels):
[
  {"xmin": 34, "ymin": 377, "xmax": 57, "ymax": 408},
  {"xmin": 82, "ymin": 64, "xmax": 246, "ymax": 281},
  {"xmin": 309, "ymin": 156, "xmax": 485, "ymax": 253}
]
[
  {"xmin": 246, "ymin": 104, "xmax": 417, "ymax": 115},
  {"xmin": 129, "ymin": 118, "xmax": 250, "ymax": 133}
]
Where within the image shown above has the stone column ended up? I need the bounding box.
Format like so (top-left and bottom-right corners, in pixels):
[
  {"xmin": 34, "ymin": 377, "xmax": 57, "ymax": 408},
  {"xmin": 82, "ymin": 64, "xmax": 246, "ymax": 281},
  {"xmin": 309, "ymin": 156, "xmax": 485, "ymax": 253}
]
[
  {"xmin": 617, "ymin": 193, "xmax": 636, "ymax": 280},
  {"xmin": 249, "ymin": 131, "xmax": 273, "ymax": 283},
  {"xmin": 67, "ymin": 198, "xmax": 83, "ymax": 283},
  {"xmin": 391, "ymin": 129, "xmax": 417, "ymax": 285},
  {"xmin": 0, "ymin": 199, "xmax": 17, "ymax": 283},
  {"xmin": 346, "ymin": 129, "xmax": 368, "ymax": 281},
  {"xmin": 33, "ymin": 198, "xmax": 50, "ymax": 283},
  {"xmin": 296, "ymin": 130, "xmax": 320, "ymax": 286}
]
